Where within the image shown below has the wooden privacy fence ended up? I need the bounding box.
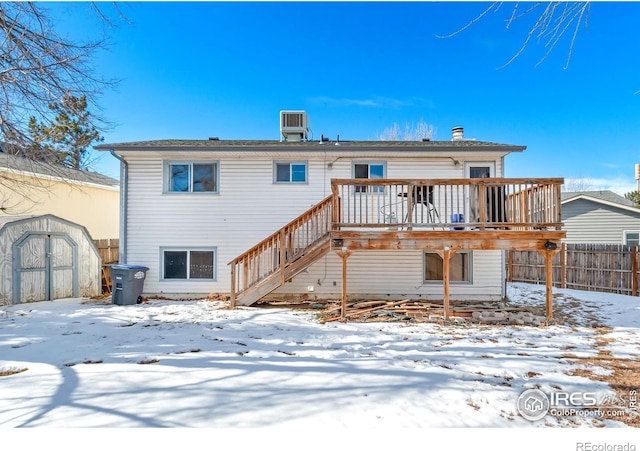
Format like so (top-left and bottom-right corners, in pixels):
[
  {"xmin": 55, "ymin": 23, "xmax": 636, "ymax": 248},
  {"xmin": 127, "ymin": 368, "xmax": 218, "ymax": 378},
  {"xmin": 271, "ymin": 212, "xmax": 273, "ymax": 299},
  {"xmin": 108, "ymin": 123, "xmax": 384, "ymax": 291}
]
[
  {"xmin": 508, "ymin": 243, "xmax": 639, "ymax": 296},
  {"xmin": 94, "ymin": 238, "xmax": 119, "ymax": 264},
  {"xmin": 93, "ymin": 238, "xmax": 119, "ymax": 294}
]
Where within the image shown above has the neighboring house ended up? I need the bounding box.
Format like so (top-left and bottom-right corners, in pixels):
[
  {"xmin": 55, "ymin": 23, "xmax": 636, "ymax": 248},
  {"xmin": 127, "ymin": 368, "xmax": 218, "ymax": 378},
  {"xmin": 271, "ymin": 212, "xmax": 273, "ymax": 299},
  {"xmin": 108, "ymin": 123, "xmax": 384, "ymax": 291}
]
[
  {"xmin": 0, "ymin": 148, "xmax": 120, "ymax": 239},
  {"xmin": 96, "ymin": 112, "xmax": 565, "ymax": 317},
  {"xmin": 561, "ymin": 190, "xmax": 640, "ymax": 245}
]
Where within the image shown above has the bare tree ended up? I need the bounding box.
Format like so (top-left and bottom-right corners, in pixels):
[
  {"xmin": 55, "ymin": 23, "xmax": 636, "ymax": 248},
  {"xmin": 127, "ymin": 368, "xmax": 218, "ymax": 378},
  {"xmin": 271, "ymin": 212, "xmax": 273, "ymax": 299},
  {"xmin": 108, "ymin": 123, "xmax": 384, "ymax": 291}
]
[
  {"xmin": 377, "ymin": 119, "xmax": 437, "ymax": 141},
  {"xmin": 440, "ymin": 2, "xmax": 591, "ymax": 69},
  {"xmin": 0, "ymin": 2, "xmax": 117, "ymax": 164},
  {"xmin": 562, "ymin": 177, "xmax": 597, "ymax": 192},
  {"xmin": 0, "ymin": 2, "xmax": 122, "ymax": 213}
]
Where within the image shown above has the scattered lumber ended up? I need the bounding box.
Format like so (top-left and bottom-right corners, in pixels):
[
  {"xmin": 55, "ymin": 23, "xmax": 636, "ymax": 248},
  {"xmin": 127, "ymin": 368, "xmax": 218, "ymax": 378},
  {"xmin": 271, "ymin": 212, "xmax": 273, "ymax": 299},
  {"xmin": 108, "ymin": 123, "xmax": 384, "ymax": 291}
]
[{"xmin": 254, "ymin": 297, "xmax": 538, "ymax": 325}]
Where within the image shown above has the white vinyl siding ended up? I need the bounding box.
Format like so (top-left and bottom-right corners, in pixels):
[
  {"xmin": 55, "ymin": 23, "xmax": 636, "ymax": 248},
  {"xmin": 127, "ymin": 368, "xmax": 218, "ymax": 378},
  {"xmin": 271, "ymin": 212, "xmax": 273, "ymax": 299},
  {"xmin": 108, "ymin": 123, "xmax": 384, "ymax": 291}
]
[
  {"xmin": 562, "ymin": 199, "xmax": 640, "ymax": 244},
  {"xmin": 122, "ymin": 151, "xmax": 506, "ymax": 298},
  {"xmin": 273, "ymin": 250, "xmax": 503, "ymax": 302}
]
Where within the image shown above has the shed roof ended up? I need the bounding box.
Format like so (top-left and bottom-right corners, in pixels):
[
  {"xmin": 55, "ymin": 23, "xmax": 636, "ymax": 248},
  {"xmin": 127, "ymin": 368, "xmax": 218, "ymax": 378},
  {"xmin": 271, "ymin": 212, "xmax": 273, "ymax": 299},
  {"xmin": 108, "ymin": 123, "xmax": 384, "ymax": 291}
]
[{"xmin": 0, "ymin": 215, "xmax": 35, "ymax": 229}]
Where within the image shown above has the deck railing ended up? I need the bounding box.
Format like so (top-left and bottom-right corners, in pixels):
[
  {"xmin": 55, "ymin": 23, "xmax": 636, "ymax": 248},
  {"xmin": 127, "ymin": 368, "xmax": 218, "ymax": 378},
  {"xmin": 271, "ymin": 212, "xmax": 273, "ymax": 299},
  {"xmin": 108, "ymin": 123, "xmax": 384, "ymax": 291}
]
[
  {"xmin": 229, "ymin": 194, "xmax": 334, "ymax": 302},
  {"xmin": 330, "ymin": 178, "xmax": 563, "ymax": 231}
]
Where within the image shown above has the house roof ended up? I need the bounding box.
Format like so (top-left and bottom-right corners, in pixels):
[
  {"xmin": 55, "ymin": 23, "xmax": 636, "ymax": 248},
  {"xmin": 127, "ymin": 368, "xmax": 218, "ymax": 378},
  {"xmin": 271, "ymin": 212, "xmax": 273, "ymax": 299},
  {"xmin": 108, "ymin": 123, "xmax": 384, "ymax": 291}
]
[
  {"xmin": 0, "ymin": 151, "xmax": 119, "ymax": 188},
  {"xmin": 561, "ymin": 190, "xmax": 640, "ymax": 213},
  {"xmin": 95, "ymin": 139, "xmax": 526, "ymax": 153}
]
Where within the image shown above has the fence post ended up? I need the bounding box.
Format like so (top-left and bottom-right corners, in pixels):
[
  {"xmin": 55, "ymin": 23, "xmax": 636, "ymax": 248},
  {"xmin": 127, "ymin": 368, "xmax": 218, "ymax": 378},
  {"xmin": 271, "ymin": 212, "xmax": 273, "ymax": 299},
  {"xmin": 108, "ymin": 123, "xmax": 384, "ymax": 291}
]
[
  {"xmin": 506, "ymin": 250, "xmax": 513, "ymax": 282},
  {"xmin": 633, "ymin": 246, "xmax": 638, "ymax": 297},
  {"xmin": 560, "ymin": 242, "xmax": 566, "ymax": 289}
]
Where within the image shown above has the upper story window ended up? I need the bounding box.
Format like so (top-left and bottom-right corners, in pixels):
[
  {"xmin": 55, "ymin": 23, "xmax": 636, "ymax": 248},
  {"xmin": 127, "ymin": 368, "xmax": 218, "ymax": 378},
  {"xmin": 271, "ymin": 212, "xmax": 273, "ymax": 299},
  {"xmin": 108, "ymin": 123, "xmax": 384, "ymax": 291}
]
[
  {"xmin": 274, "ymin": 161, "xmax": 307, "ymax": 183},
  {"xmin": 624, "ymin": 231, "xmax": 639, "ymax": 246},
  {"xmin": 353, "ymin": 161, "xmax": 385, "ymax": 193},
  {"xmin": 164, "ymin": 161, "xmax": 219, "ymax": 193}
]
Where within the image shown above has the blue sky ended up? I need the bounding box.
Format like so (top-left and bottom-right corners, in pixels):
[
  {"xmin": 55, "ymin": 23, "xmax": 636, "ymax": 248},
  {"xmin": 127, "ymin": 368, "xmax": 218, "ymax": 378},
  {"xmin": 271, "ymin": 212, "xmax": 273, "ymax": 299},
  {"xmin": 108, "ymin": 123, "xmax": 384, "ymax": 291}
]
[{"xmin": 47, "ymin": 2, "xmax": 640, "ymax": 194}]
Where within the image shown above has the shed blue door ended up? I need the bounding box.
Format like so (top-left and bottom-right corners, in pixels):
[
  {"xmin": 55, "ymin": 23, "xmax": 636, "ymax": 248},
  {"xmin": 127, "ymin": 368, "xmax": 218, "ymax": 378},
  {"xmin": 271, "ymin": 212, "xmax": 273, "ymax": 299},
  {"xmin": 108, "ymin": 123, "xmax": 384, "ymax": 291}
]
[{"xmin": 13, "ymin": 233, "xmax": 78, "ymax": 304}]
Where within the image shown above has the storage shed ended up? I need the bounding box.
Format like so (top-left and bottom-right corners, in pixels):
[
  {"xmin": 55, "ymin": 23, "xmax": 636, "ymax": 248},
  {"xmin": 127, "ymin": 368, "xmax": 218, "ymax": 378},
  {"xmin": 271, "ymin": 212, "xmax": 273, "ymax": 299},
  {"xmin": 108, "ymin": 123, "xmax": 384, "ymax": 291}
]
[{"xmin": 0, "ymin": 214, "xmax": 101, "ymax": 305}]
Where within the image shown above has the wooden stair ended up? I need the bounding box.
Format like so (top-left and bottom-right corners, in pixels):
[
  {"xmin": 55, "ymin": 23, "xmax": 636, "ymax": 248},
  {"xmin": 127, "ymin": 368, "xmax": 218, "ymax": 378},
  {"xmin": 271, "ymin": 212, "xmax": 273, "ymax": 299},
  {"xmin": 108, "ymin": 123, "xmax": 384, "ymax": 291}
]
[{"xmin": 229, "ymin": 194, "xmax": 335, "ymax": 307}]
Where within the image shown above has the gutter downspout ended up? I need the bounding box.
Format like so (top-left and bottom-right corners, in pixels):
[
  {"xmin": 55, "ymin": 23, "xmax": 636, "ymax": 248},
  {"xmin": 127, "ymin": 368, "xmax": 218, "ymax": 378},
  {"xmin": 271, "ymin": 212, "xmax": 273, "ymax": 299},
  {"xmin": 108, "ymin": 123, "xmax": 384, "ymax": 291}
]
[{"xmin": 110, "ymin": 150, "xmax": 128, "ymax": 263}]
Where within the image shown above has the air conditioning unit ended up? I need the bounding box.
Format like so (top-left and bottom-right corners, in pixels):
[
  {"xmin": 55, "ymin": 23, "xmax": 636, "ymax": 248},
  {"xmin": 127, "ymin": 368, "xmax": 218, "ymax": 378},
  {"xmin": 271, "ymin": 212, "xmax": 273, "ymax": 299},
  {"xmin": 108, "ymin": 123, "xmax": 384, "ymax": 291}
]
[{"xmin": 280, "ymin": 110, "xmax": 309, "ymax": 141}]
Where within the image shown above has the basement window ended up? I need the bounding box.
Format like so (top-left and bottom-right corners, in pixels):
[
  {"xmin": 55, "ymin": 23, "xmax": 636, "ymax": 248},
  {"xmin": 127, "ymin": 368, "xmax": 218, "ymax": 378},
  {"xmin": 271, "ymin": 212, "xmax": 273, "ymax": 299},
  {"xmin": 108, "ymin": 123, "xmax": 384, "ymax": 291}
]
[
  {"xmin": 162, "ymin": 248, "xmax": 216, "ymax": 280},
  {"xmin": 274, "ymin": 161, "xmax": 308, "ymax": 183},
  {"xmin": 423, "ymin": 251, "xmax": 472, "ymax": 283},
  {"xmin": 164, "ymin": 161, "xmax": 219, "ymax": 193}
]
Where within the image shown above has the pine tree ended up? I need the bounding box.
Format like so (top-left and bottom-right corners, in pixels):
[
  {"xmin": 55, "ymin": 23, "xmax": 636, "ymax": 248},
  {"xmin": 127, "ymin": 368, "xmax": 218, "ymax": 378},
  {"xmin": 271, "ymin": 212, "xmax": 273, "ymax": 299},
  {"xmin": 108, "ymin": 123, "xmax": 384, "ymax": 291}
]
[
  {"xmin": 624, "ymin": 190, "xmax": 640, "ymax": 208},
  {"xmin": 27, "ymin": 94, "xmax": 103, "ymax": 170}
]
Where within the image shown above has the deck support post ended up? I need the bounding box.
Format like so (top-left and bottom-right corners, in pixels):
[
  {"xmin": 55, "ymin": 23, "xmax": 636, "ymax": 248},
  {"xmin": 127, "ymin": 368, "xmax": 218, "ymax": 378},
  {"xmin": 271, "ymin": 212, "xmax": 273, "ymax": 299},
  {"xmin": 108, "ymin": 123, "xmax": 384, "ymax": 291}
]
[
  {"xmin": 336, "ymin": 249, "xmax": 352, "ymax": 320},
  {"xmin": 538, "ymin": 248, "xmax": 559, "ymax": 322},
  {"xmin": 230, "ymin": 264, "xmax": 237, "ymax": 308},
  {"xmin": 436, "ymin": 248, "xmax": 456, "ymax": 320}
]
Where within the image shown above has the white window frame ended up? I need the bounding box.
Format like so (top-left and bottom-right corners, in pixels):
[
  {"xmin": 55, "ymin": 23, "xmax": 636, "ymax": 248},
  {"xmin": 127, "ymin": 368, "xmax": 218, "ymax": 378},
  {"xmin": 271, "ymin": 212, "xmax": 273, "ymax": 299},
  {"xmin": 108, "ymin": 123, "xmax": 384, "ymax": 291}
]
[
  {"xmin": 464, "ymin": 162, "xmax": 496, "ymax": 179},
  {"xmin": 160, "ymin": 247, "xmax": 217, "ymax": 281},
  {"xmin": 623, "ymin": 230, "xmax": 640, "ymax": 246},
  {"xmin": 352, "ymin": 161, "xmax": 386, "ymax": 193},
  {"xmin": 163, "ymin": 160, "xmax": 219, "ymax": 194},
  {"xmin": 273, "ymin": 161, "xmax": 308, "ymax": 184},
  {"xmin": 423, "ymin": 250, "xmax": 472, "ymax": 284}
]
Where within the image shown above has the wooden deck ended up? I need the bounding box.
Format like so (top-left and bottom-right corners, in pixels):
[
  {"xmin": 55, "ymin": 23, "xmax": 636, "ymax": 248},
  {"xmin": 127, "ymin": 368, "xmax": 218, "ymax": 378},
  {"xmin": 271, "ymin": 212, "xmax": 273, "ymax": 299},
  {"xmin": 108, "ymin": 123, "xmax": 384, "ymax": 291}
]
[{"xmin": 230, "ymin": 178, "xmax": 566, "ymax": 322}]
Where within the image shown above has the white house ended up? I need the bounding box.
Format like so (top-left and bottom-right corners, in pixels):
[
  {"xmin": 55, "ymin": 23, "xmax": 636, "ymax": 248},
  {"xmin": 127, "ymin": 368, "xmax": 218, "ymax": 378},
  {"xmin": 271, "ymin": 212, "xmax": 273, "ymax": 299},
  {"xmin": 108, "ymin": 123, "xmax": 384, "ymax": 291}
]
[{"xmin": 96, "ymin": 112, "xmax": 565, "ymax": 316}]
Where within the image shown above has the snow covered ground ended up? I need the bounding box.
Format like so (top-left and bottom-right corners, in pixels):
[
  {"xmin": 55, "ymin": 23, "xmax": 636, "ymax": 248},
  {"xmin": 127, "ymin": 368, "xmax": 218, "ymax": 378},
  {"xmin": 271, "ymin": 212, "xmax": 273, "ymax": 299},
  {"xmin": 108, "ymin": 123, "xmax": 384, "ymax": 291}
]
[{"xmin": 1, "ymin": 283, "xmax": 639, "ymax": 447}]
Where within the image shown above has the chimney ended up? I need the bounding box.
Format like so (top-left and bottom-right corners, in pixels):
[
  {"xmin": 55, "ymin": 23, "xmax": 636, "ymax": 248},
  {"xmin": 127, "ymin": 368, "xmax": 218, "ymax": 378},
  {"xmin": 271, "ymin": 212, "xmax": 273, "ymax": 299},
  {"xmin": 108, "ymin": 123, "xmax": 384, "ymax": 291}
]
[{"xmin": 452, "ymin": 126, "xmax": 464, "ymax": 141}]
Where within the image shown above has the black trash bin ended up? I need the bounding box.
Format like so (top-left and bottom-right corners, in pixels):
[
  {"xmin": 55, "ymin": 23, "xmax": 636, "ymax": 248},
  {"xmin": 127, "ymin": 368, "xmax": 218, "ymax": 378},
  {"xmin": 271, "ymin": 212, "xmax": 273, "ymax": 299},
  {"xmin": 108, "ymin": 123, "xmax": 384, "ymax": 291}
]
[{"xmin": 109, "ymin": 264, "xmax": 149, "ymax": 305}]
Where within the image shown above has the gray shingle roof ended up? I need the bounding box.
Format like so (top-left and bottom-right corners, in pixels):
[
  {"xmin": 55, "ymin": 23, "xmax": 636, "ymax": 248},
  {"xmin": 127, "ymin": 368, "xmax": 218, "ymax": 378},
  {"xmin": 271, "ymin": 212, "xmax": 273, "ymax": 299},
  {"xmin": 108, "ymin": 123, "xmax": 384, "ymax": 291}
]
[
  {"xmin": 561, "ymin": 190, "xmax": 635, "ymax": 207},
  {"xmin": 0, "ymin": 152, "xmax": 119, "ymax": 187},
  {"xmin": 95, "ymin": 139, "xmax": 526, "ymax": 153}
]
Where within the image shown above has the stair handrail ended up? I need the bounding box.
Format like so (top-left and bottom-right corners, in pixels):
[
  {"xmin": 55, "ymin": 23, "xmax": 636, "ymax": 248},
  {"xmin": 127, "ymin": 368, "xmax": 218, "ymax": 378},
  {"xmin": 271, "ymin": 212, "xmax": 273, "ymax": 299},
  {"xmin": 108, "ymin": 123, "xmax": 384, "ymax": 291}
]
[{"xmin": 229, "ymin": 194, "xmax": 334, "ymax": 303}]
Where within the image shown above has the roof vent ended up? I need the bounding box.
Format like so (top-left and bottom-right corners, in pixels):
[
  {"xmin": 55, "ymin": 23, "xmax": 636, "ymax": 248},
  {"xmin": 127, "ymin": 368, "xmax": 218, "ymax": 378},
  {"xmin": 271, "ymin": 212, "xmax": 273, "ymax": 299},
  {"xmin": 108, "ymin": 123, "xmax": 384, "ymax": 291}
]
[
  {"xmin": 208, "ymin": 137, "xmax": 219, "ymax": 141},
  {"xmin": 451, "ymin": 126, "xmax": 464, "ymax": 141},
  {"xmin": 280, "ymin": 110, "xmax": 309, "ymax": 142}
]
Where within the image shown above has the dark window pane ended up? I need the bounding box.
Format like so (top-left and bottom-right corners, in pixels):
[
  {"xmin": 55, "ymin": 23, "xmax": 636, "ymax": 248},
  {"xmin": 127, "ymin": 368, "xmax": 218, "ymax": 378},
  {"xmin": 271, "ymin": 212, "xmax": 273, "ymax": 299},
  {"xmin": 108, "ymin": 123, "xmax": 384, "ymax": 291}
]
[
  {"xmin": 190, "ymin": 251, "xmax": 214, "ymax": 279},
  {"xmin": 470, "ymin": 167, "xmax": 491, "ymax": 178},
  {"xmin": 276, "ymin": 163, "xmax": 290, "ymax": 182},
  {"xmin": 354, "ymin": 164, "xmax": 368, "ymax": 192},
  {"xmin": 354, "ymin": 164, "xmax": 368, "ymax": 179},
  {"xmin": 626, "ymin": 232, "xmax": 639, "ymax": 246},
  {"xmin": 193, "ymin": 164, "xmax": 216, "ymax": 192},
  {"xmin": 165, "ymin": 251, "xmax": 187, "ymax": 279},
  {"xmin": 170, "ymin": 165, "xmax": 190, "ymax": 192},
  {"xmin": 450, "ymin": 253, "xmax": 469, "ymax": 282},
  {"xmin": 291, "ymin": 164, "xmax": 306, "ymax": 182},
  {"xmin": 424, "ymin": 253, "xmax": 443, "ymax": 280}
]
